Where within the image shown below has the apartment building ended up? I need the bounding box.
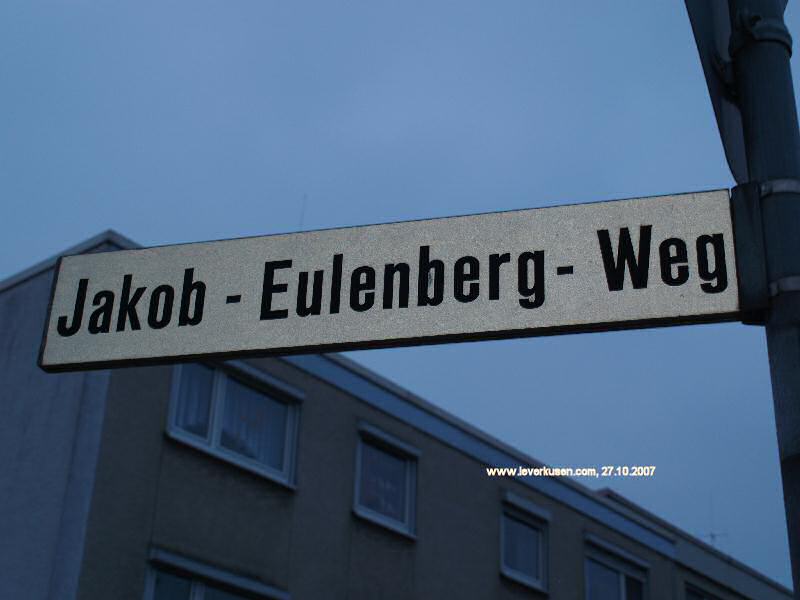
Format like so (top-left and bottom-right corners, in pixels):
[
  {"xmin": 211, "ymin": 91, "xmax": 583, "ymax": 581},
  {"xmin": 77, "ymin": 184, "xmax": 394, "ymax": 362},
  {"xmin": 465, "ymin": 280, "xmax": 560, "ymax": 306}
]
[{"xmin": 0, "ymin": 231, "xmax": 791, "ymax": 600}]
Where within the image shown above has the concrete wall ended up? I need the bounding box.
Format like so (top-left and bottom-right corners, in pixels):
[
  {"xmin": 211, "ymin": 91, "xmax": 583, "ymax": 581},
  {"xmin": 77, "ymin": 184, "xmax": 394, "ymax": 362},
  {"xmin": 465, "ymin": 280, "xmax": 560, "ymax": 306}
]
[
  {"xmin": 77, "ymin": 355, "xmax": 690, "ymax": 600},
  {"xmin": 0, "ymin": 268, "xmax": 109, "ymax": 600}
]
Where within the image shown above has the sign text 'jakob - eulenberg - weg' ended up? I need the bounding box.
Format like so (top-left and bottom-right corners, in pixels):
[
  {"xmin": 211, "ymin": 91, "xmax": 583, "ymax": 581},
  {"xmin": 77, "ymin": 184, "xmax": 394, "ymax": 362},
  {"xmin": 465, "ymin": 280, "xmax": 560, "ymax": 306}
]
[{"xmin": 56, "ymin": 225, "xmax": 728, "ymax": 336}]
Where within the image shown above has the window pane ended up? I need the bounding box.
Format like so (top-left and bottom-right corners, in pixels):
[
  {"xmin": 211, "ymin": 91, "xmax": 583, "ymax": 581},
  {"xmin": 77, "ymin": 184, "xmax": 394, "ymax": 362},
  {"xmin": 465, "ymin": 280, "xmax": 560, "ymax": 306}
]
[
  {"xmin": 503, "ymin": 514, "xmax": 540, "ymax": 580},
  {"xmin": 175, "ymin": 364, "xmax": 214, "ymax": 438},
  {"xmin": 220, "ymin": 377, "xmax": 288, "ymax": 470},
  {"xmin": 359, "ymin": 441, "xmax": 408, "ymax": 523},
  {"xmin": 152, "ymin": 570, "xmax": 192, "ymax": 600},
  {"xmin": 625, "ymin": 576, "xmax": 643, "ymax": 600},
  {"xmin": 586, "ymin": 558, "xmax": 621, "ymax": 600},
  {"xmin": 204, "ymin": 584, "xmax": 248, "ymax": 600},
  {"xmin": 686, "ymin": 588, "xmax": 705, "ymax": 600}
]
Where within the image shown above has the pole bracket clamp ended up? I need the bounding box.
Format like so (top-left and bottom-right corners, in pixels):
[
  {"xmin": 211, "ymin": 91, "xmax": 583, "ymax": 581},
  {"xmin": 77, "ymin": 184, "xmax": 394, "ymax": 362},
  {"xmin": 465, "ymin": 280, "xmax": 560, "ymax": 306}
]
[
  {"xmin": 760, "ymin": 179, "xmax": 800, "ymax": 302},
  {"xmin": 730, "ymin": 11, "xmax": 793, "ymax": 58},
  {"xmin": 760, "ymin": 178, "xmax": 800, "ymax": 198},
  {"xmin": 769, "ymin": 276, "xmax": 800, "ymax": 296}
]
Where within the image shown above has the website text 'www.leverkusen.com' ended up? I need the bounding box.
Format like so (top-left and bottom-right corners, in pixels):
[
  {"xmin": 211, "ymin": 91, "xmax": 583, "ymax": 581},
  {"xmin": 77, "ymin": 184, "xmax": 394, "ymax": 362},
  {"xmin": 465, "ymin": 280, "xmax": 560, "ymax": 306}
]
[{"xmin": 485, "ymin": 465, "xmax": 656, "ymax": 479}]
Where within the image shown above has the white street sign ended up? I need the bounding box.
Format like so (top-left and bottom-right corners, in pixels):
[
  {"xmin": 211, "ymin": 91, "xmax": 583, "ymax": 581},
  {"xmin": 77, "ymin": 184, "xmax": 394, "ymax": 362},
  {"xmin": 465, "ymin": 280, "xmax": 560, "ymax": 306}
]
[{"xmin": 40, "ymin": 189, "xmax": 739, "ymax": 371}]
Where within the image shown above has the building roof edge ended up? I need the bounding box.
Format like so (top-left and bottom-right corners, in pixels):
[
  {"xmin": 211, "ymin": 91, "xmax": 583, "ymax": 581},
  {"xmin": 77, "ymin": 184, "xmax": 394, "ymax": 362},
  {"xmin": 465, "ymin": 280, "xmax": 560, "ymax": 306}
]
[
  {"xmin": 284, "ymin": 352, "xmax": 792, "ymax": 597},
  {"xmin": 0, "ymin": 230, "xmax": 140, "ymax": 294}
]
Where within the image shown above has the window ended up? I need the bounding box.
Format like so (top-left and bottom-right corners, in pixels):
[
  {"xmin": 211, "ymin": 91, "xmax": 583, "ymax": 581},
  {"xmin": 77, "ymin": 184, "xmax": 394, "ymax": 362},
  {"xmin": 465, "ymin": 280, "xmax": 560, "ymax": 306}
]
[
  {"xmin": 145, "ymin": 549, "xmax": 289, "ymax": 600},
  {"xmin": 685, "ymin": 585, "xmax": 720, "ymax": 600},
  {"xmin": 150, "ymin": 570, "xmax": 251, "ymax": 600},
  {"xmin": 586, "ymin": 558, "xmax": 644, "ymax": 600},
  {"xmin": 585, "ymin": 536, "xmax": 647, "ymax": 600},
  {"xmin": 499, "ymin": 492, "xmax": 549, "ymax": 592},
  {"xmin": 151, "ymin": 569, "xmax": 192, "ymax": 599},
  {"xmin": 353, "ymin": 423, "xmax": 418, "ymax": 537},
  {"xmin": 169, "ymin": 363, "xmax": 300, "ymax": 486}
]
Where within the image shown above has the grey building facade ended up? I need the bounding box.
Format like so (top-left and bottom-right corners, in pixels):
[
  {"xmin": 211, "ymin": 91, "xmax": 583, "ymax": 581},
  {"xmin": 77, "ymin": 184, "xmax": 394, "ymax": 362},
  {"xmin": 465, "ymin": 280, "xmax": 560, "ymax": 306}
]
[{"xmin": 0, "ymin": 231, "xmax": 792, "ymax": 600}]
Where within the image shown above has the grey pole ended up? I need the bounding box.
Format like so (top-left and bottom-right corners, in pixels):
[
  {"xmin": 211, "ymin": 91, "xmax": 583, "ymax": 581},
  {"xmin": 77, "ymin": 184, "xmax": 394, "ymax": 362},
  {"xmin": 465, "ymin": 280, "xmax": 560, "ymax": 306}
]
[{"xmin": 728, "ymin": 0, "xmax": 800, "ymax": 593}]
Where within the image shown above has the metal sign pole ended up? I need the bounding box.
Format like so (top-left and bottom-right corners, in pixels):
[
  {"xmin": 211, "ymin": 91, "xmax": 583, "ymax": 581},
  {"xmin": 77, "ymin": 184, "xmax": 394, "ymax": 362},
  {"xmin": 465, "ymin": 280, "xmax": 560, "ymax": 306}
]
[{"xmin": 728, "ymin": 0, "xmax": 800, "ymax": 593}]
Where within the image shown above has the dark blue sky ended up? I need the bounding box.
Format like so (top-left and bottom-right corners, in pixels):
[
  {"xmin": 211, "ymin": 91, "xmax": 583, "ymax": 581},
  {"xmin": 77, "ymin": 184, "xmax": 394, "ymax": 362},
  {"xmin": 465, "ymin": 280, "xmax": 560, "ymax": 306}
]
[{"xmin": 1, "ymin": 1, "xmax": 795, "ymax": 586}]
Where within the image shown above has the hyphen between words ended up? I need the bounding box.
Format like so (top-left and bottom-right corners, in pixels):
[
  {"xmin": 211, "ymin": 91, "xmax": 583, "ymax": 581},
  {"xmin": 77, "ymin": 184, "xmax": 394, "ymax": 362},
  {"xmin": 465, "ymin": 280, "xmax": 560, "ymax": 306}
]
[{"xmin": 55, "ymin": 226, "xmax": 728, "ymax": 336}]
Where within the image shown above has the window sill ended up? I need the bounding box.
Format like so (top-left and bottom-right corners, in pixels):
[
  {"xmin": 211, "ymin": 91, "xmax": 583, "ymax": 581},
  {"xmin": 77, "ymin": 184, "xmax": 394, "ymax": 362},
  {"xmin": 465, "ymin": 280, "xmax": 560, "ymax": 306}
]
[
  {"xmin": 352, "ymin": 505, "xmax": 417, "ymax": 541},
  {"xmin": 166, "ymin": 428, "xmax": 297, "ymax": 492},
  {"xmin": 500, "ymin": 566, "xmax": 548, "ymax": 595}
]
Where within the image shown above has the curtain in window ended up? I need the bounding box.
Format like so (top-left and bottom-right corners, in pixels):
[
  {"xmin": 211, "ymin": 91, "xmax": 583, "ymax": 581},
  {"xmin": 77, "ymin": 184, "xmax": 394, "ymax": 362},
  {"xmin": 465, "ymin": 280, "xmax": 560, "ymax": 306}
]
[
  {"xmin": 175, "ymin": 364, "xmax": 214, "ymax": 438},
  {"xmin": 204, "ymin": 585, "xmax": 249, "ymax": 600},
  {"xmin": 503, "ymin": 514, "xmax": 540, "ymax": 579},
  {"xmin": 220, "ymin": 377, "xmax": 287, "ymax": 470},
  {"xmin": 625, "ymin": 577, "xmax": 643, "ymax": 600},
  {"xmin": 152, "ymin": 569, "xmax": 249, "ymax": 600},
  {"xmin": 359, "ymin": 442, "xmax": 407, "ymax": 522},
  {"xmin": 153, "ymin": 570, "xmax": 191, "ymax": 600},
  {"xmin": 586, "ymin": 558, "xmax": 620, "ymax": 600}
]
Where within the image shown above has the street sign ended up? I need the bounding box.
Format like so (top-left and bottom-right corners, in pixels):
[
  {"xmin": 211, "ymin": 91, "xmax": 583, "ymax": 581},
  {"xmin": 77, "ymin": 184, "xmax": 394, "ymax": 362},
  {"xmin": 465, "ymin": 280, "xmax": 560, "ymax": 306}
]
[{"xmin": 40, "ymin": 189, "xmax": 739, "ymax": 371}]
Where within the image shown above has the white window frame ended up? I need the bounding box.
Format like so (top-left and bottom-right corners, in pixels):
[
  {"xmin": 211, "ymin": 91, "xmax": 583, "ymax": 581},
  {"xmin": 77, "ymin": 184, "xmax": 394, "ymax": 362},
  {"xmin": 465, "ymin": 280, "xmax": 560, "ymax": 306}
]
[
  {"xmin": 353, "ymin": 422, "xmax": 419, "ymax": 539},
  {"xmin": 499, "ymin": 491, "xmax": 550, "ymax": 593},
  {"xmin": 584, "ymin": 534, "xmax": 649, "ymax": 600},
  {"xmin": 167, "ymin": 362, "xmax": 302, "ymax": 488},
  {"xmin": 143, "ymin": 547, "xmax": 290, "ymax": 600}
]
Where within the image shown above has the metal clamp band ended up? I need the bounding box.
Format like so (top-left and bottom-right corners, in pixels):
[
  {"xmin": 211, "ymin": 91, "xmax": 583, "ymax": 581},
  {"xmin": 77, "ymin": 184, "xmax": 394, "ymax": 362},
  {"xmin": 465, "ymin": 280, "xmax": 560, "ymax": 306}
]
[
  {"xmin": 770, "ymin": 276, "xmax": 800, "ymax": 297},
  {"xmin": 758, "ymin": 180, "xmax": 800, "ymax": 299},
  {"xmin": 730, "ymin": 12, "xmax": 793, "ymax": 57},
  {"xmin": 760, "ymin": 178, "xmax": 800, "ymax": 199}
]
